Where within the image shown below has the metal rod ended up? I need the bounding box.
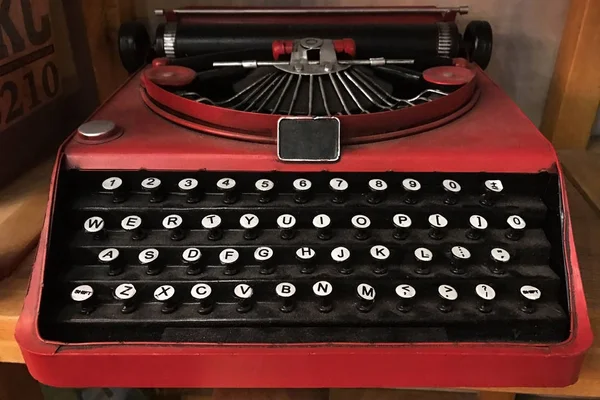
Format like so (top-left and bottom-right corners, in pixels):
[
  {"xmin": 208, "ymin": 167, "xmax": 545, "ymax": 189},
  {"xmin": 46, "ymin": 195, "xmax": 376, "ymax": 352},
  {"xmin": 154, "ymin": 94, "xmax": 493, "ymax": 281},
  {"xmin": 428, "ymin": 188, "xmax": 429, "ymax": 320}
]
[
  {"xmin": 213, "ymin": 59, "xmax": 415, "ymax": 68},
  {"xmin": 318, "ymin": 76, "xmax": 331, "ymax": 116},
  {"xmin": 271, "ymin": 74, "xmax": 294, "ymax": 114},
  {"xmin": 155, "ymin": 6, "xmax": 469, "ymax": 16},
  {"xmin": 308, "ymin": 75, "xmax": 314, "ymax": 116},
  {"xmin": 250, "ymin": 73, "xmax": 287, "ymax": 112},
  {"xmin": 329, "ymin": 73, "xmax": 351, "ymax": 115},
  {"xmin": 229, "ymin": 72, "xmax": 278, "ymax": 109},
  {"xmin": 344, "ymin": 70, "xmax": 391, "ymax": 110},
  {"xmin": 335, "ymin": 72, "xmax": 368, "ymax": 113},
  {"xmin": 287, "ymin": 75, "xmax": 303, "ymax": 115}
]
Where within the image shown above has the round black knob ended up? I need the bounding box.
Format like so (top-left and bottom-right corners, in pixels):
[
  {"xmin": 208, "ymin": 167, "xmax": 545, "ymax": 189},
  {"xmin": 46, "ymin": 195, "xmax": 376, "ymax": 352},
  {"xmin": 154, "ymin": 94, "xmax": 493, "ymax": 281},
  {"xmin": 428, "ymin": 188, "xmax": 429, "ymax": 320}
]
[
  {"xmin": 414, "ymin": 247, "xmax": 433, "ymax": 275},
  {"xmin": 71, "ymin": 284, "xmax": 95, "ymax": 314},
  {"xmin": 313, "ymin": 280, "xmax": 333, "ymax": 313},
  {"xmin": 255, "ymin": 246, "xmax": 275, "ymax": 275},
  {"xmin": 442, "ymin": 179, "xmax": 461, "ymax": 205},
  {"xmin": 395, "ymin": 284, "xmax": 416, "ymax": 312},
  {"xmin": 217, "ymin": 177, "xmax": 238, "ymax": 204},
  {"xmin": 202, "ymin": 214, "xmax": 223, "ymax": 241},
  {"xmin": 182, "ymin": 247, "xmax": 203, "ymax": 275},
  {"xmin": 402, "ymin": 178, "xmax": 421, "ymax": 204},
  {"xmin": 114, "ymin": 283, "xmax": 138, "ymax": 314},
  {"xmin": 234, "ymin": 283, "xmax": 254, "ymax": 313},
  {"xmin": 351, "ymin": 214, "xmax": 371, "ymax": 240},
  {"xmin": 475, "ymin": 284, "xmax": 495, "ymax": 313},
  {"xmin": 437, "ymin": 284, "xmax": 458, "ymax": 312},
  {"xmin": 163, "ymin": 214, "xmax": 185, "ymax": 241},
  {"xmin": 84, "ymin": 216, "xmax": 106, "ymax": 240},
  {"xmin": 428, "ymin": 213, "xmax": 448, "ymax": 239},
  {"xmin": 255, "ymin": 178, "xmax": 275, "ymax": 203},
  {"xmin": 313, "ymin": 213, "xmax": 332, "ymax": 240},
  {"xmin": 139, "ymin": 248, "xmax": 161, "ymax": 275},
  {"xmin": 490, "ymin": 247, "xmax": 510, "ymax": 274},
  {"xmin": 467, "ymin": 214, "xmax": 488, "ymax": 240},
  {"xmin": 178, "ymin": 178, "xmax": 201, "ymax": 203},
  {"xmin": 463, "ymin": 20, "xmax": 493, "ymax": 70},
  {"xmin": 393, "ymin": 213, "xmax": 411, "ymax": 240},
  {"xmin": 450, "ymin": 245, "xmax": 471, "ymax": 274},
  {"xmin": 118, "ymin": 21, "xmax": 151, "ymax": 73},
  {"xmin": 329, "ymin": 177, "xmax": 349, "ymax": 204},
  {"xmin": 356, "ymin": 283, "xmax": 376, "ymax": 312},
  {"xmin": 367, "ymin": 178, "xmax": 387, "ymax": 204},
  {"xmin": 506, "ymin": 215, "xmax": 526, "ymax": 240},
  {"xmin": 370, "ymin": 245, "xmax": 390, "ymax": 274},
  {"xmin": 293, "ymin": 178, "xmax": 312, "ymax": 204},
  {"xmin": 98, "ymin": 248, "xmax": 123, "ymax": 276},
  {"xmin": 154, "ymin": 284, "xmax": 177, "ymax": 313},
  {"xmin": 240, "ymin": 213, "xmax": 260, "ymax": 240},
  {"xmin": 191, "ymin": 283, "xmax": 213, "ymax": 314},
  {"xmin": 102, "ymin": 176, "xmax": 127, "ymax": 203},
  {"xmin": 141, "ymin": 177, "xmax": 164, "ymax": 203},
  {"xmin": 277, "ymin": 214, "xmax": 296, "ymax": 240},
  {"xmin": 332, "ymin": 246, "xmax": 352, "ymax": 274},
  {"xmin": 220, "ymin": 248, "xmax": 240, "ymax": 275},
  {"xmin": 276, "ymin": 282, "xmax": 296, "ymax": 313},
  {"xmin": 519, "ymin": 285, "xmax": 541, "ymax": 313},
  {"xmin": 296, "ymin": 247, "xmax": 316, "ymax": 274},
  {"xmin": 480, "ymin": 179, "xmax": 503, "ymax": 206}
]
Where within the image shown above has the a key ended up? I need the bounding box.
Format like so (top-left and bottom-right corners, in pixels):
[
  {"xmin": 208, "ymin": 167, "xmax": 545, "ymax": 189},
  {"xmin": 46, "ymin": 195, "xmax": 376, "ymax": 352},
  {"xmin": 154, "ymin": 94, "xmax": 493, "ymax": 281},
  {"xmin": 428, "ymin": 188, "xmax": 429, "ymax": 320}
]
[
  {"xmin": 191, "ymin": 283, "xmax": 213, "ymax": 314},
  {"xmin": 234, "ymin": 284, "xmax": 254, "ymax": 313},
  {"xmin": 71, "ymin": 284, "xmax": 95, "ymax": 314},
  {"xmin": 395, "ymin": 284, "xmax": 416, "ymax": 312},
  {"xmin": 178, "ymin": 178, "xmax": 201, "ymax": 203},
  {"xmin": 163, "ymin": 214, "xmax": 185, "ymax": 241},
  {"xmin": 141, "ymin": 177, "xmax": 164, "ymax": 203},
  {"xmin": 114, "ymin": 283, "xmax": 137, "ymax": 314},
  {"xmin": 154, "ymin": 285, "xmax": 177, "ymax": 313},
  {"xmin": 367, "ymin": 178, "xmax": 387, "ymax": 204},
  {"xmin": 438, "ymin": 284, "xmax": 458, "ymax": 312},
  {"xmin": 313, "ymin": 281, "xmax": 333, "ymax": 313},
  {"xmin": 276, "ymin": 282, "xmax": 296, "ymax": 313},
  {"xmin": 356, "ymin": 283, "xmax": 376, "ymax": 312}
]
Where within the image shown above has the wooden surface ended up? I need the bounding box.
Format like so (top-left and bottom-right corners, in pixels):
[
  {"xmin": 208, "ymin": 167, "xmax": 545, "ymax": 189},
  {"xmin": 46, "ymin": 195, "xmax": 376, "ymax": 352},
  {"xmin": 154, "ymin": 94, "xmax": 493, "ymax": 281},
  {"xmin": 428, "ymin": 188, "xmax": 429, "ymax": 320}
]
[
  {"xmin": 540, "ymin": 0, "xmax": 600, "ymax": 149},
  {"xmin": 560, "ymin": 149, "xmax": 600, "ymax": 215}
]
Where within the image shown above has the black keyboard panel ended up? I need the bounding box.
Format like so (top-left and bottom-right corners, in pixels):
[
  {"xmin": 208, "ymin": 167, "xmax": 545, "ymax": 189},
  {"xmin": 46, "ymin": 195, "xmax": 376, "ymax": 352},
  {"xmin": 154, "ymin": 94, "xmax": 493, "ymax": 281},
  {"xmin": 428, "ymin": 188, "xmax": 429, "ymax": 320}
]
[{"xmin": 38, "ymin": 170, "xmax": 569, "ymax": 344}]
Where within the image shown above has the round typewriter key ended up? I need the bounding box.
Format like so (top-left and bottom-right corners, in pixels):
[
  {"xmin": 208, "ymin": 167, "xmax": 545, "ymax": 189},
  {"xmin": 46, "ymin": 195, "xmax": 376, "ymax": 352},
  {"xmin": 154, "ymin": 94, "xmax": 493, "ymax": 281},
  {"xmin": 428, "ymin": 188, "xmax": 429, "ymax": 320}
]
[
  {"xmin": 141, "ymin": 177, "xmax": 164, "ymax": 203},
  {"xmin": 414, "ymin": 247, "xmax": 433, "ymax": 274},
  {"xmin": 234, "ymin": 283, "xmax": 253, "ymax": 313},
  {"xmin": 475, "ymin": 284, "xmax": 496, "ymax": 313},
  {"xmin": 182, "ymin": 247, "xmax": 203, "ymax": 275},
  {"xmin": 519, "ymin": 285, "xmax": 541, "ymax": 313},
  {"xmin": 351, "ymin": 215, "xmax": 371, "ymax": 240},
  {"xmin": 178, "ymin": 178, "xmax": 200, "ymax": 203},
  {"xmin": 393, "ymin": 214, "xmax": 412, "ymax": 240},
  {"xmin": 402, "ymin": 178, "xmax": 421, "ymax": 204},
  {"xmin": 121, "ymin": 215, "xmax": 145, "ymax": 240},
  {"xmin": 163, "ymin": 214, "xmax": 185, "ymax": 241},
  {"xmin": 293, "ymin": 178, "xmax": 312, "ymax": 203},
  {"xmin": 370, "ymin": 245, "xmax": 390, "ymax": 274},
  {"xmin": 217, "ymin": 178, "xmax": 237, "ymax": 204},
  {"xmin": 220, "ymin": 248, "xmax": 240, "ymax": 275},
  {"xmin": 114, "ymin": 283, "xmax": 137, "ymax": 314},
  {"xmin": 202, "ymin": 214, "xmax": 222, "ymax": 240},
  {"xmin": 438, "ymin": 284, "xmax": 458, "ymax": 312},
  {"xmin": 255, "ymin": 246, "xmax": 275, "ymax": 275},
  {"xmin": 332, "ymin": 246, "xmax": 352, "ymax": 274},
  {"xmin": 490, "ymin": 247, "xmax": 510, "ymax": 274},
  {"xmin": 84, "ymin": 216, "xmax": 105, "ymax": 239},
  {"xmin": 313, "ymin": 214, "xmax": 332, "ymax": 240},
  {"xmin": 191, "ymin": 283, "xmax": 213, "ymax": 314},
  {"xmin": 467, "ymin": 214, "xmax": 488, "ymax": 240},
  {"xmin": 277, "ymin": 214, "xmax": 296, "ymax": 240},
  {"xmin": 442, "ymin": 179, "xmax": 461, "ymax": 204},
  {"xmin": 102, "ymin": 177, "xmax": 126, "ymax": 203},
  {"xmin": 395, "ymin": 284, "xmax": 416, "ymax": 312},
  {"xmin": 506, "ymin": 215, "xmax": 526, "ymax": 240},
  {"xmin": 99, "ymin": 248, "xmax": 122, "ymax": 276},
  {"xmin": 139, "ymin": 248, "xmax": 162, "ymax": 275},
  {"xmin": 356, "ymin": 283, "xmax": 376, "ymax": 312},
  {"xmin": 329, "ymin": 177, "xmax": 349, "ymax": 203},
  {"xmin": 450, "ymin": 246, "xmax": 471, "ymax": 274},
  {"xmin": 240, "ymin": 213, "xmax": 260, "ymax": 240},
  {"xmin": 481, "ymin": 179, "xmax": 503, "ymax": 206},
  {"xmin": 276, "ymin": 282, "xmax": 297, "ymax": 312},
  {"xmin": 71, "ymin": 284, "xmax": 95, "ymax": 314},
  {"xmin": 367, "ymin": 178, "xmax": 387, "ymax": 204},
  {"xmin": 255, "ymin": 178, "xmax": 275, "ymax": 203},
  {"xmin": 313, "ymin": 281, "xmax": 333, "ymax": 313},
  {"xmin": 154, "ymin": 285, "xmax": 177, "ymax": 313},
  {"xmin": 296, "ymin": 247, "xmax": 316, "ymax": 274},
  {"xmin": 428, "ymin": 213, "xmax": 448, "ymax": 239}
]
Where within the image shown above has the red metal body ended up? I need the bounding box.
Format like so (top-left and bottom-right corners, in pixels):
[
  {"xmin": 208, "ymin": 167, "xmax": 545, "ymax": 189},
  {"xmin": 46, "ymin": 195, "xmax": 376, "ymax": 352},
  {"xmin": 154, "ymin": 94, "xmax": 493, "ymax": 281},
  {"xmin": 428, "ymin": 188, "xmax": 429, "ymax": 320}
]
[{"xmin": 14, "ymin": 64, "xmax": 593, "ymax": 388}]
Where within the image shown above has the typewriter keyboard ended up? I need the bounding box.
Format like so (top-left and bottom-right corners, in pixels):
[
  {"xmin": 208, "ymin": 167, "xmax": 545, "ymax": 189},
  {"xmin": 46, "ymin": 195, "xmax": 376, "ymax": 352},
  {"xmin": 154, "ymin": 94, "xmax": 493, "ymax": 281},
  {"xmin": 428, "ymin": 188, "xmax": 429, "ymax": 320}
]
[{"xmin": 38, "ymin": 170, "xmax": 569, "ymax": 344}]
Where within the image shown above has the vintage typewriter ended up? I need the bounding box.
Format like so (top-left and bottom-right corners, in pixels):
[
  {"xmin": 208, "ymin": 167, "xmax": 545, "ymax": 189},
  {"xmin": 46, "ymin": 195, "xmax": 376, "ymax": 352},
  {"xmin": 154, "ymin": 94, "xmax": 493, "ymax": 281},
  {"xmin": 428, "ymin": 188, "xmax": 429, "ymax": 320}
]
[{"xmin": 16, "ymin": 5, "xmax": 592, "ymax": 388}]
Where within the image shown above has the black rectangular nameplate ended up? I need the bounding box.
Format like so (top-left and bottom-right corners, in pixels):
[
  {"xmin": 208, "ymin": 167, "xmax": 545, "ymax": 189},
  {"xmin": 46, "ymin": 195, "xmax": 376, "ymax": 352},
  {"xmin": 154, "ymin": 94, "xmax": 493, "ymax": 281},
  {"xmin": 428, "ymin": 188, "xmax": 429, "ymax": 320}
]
[{"xmin": 277, "ymin": 117, "xmax": 340, "ymax": 162}]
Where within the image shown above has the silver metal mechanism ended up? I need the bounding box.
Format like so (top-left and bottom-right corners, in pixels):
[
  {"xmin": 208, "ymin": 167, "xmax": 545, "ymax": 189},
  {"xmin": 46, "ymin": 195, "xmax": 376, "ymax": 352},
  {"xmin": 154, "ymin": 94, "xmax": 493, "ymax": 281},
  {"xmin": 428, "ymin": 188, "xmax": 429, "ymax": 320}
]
[
  {"xmin": 154, "ymin": 6, "xmax": 469, "ymax": 16},
  {"xmin": 281, "ymin": 38, "xmax": 347, "ymax": 75},
  {"xmin": 78, "ymin": 120, "xmax": 117, "ymax": 139},
  {"xmin": 437, "ymin": 22, "xmax": 453, "ymax": 58},
  {"xmin": 163, "ymin": 22, "xmax": 177, "ymax": 58},
  {"xmin": 213, "ymin": 59, "xmax": 415, "ymax": 69}
]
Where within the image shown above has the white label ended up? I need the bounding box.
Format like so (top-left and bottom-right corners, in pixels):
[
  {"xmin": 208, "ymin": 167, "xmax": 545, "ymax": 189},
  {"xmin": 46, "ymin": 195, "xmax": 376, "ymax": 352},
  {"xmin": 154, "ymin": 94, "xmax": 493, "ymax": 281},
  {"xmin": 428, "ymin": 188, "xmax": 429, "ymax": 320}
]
[
  {"xmin": 255, "ymin": 179, "xmax": 274, "ymax": 192},
  {"xmin": 154, "ymin": 285, "xmax": 175, "ymax": 301},
  {"xmin": 138, "ymin": 248, "xmax": 159, "ymax": 264},
  {"xmin": 520, "ymin": 285, "xmax": 541, "ymax": 300},
  {"xmin": 414, "ymin": 247, "xmax": 433, "ymax": 262},
  {"xmin": 293, "ymin": 178, "xmax": 312, "ymax": 191},
  {"xmin": 217, "ymin": 178, "xmax": 236, "ymax": 190},
  {"xmin": 296, "ymin": 247, "xmax": 315, "ymax": 260},
  {"xmin": 182, "ymin": 248, "xmax": 202, "ymax": 263},
  {"xmin": 331, "ymin": 246, "xmax": 350, "ymax": 263},
  {"xmin": 370, "ymin": 245, "xmax": 390, "ymax": 260},
  {"xmin": 438, "ymin": 284, "xmax": 458, "ymax": 301},
  {"xmin": 163, "ymin": 214, "xmax": 183, "ymax": 229},
  {"xmin": 178, "ymin": 178, "xmax": 199, "ymax": 191},
  {"xmin": 507, "ymin": 215, "xmax": 526, "ymax": 230},
  {"xmin": 191, "ymin": 283, "xmax": 212, "ymax": 300},
  {"xmin": 102, "ymin": 177, "xmax": 123, "ymax": 191},
  {"xmin": 219, "ymin": 248, "xmax": 239, "ymax": 265},
  {"xmin": 202, "ymin": 214, "xmax": 222, "ymax": 229},
  {"xmin": 357, "ymin": 283, "xmax": 376, "ymax": 300},
  {"xmin": 254, "ymin": 246, "xmax": 273, "ymax": 261},
  {"xmin": 71, "ymin": 285, "xmax": 94, "ymax": 302},
  {"xmin": 451, "ymin": 246, "xmax": 471, "ymax": 260},
  {"xmin": 240, "ymin": 214, "xmax": 259, "ymax": 229},
  {"xmin": 396, "ymin": 284, "xmax": 416, "ymax": 299},
  {"xmin": 428, "ymin": 214, "xmax": 448, "ymax": 228},
  {"xmin": 234, "ymin": 283, "xmax": 253, "ymax": 299},
  {"xmin": 313, "ymin": 281, "xmax": 332, "ymax": 297},
  {"xmin": 403, "ymin": 178, "xmax": 421, "ymax": 192},
  {"xmin": 276, "ymin": 282, "xmax": 296, "ymax": 298},
  {"xmin": 484, "ymin": 179, "xmax": 503, "ymax": 193},
  {"xmin": 475, "ymin": 284, "xmax": 496, "ymax": 300},
  {"xmin": 469, "ymin": 215, "xmax": 488, "ymax": 230},
  {"xmin": 442, "ymin": 179, "xmax": 461, "ymax": 193},
  {"xmin": 121, "ymin": 215, "xmax": 142, "ymax": 231},
  {"xmin": 351, "ymin": 215, "xmax": 371, "ymax": 229},
  {"xmin": 491, "ymin": 248, "xmax": 510, "ymax": 263},
  {"xmin": 393, "ymin": 214, "xmax": 412, "ymax": 228},
  {"xmin": 313, "ymin": 214, "xmax": 331, "ymax": 229},
  {"xmin": 141, "ymin": 177, "xmax": 161, "ymax": 190},
  {"xmin": 277, "ymin": 214, "xmax": 296, "ymax": 229},
  {"xmin": 368, "ymin": 179, "xmax": 387, "ymax": 192},
  {"xmin": 114, "ymin": 283, "xmax": 136, "ymax": 300},
  {"xmin": 84, "ymin": 216, "xmax": 104, "ymax": 233},
  {"xmin": 98, "ymin": 248, "xmax": 119, "ymax": 263},
  {"xmin": 329, "ymin": 178, "xmax": 349, "ymax": 191}
]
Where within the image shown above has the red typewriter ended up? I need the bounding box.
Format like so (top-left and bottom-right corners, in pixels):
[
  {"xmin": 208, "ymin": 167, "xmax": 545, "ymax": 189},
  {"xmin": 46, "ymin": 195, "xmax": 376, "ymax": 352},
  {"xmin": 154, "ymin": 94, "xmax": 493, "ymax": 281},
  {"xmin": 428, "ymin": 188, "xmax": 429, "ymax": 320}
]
[{"xmin": 16, "ymin": 5, "xmax": 593, "ymax": 389}]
